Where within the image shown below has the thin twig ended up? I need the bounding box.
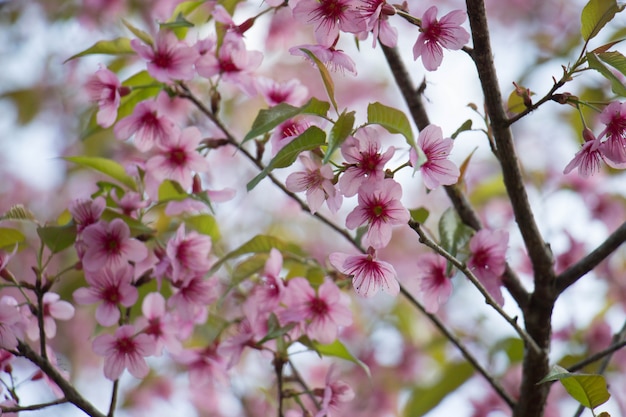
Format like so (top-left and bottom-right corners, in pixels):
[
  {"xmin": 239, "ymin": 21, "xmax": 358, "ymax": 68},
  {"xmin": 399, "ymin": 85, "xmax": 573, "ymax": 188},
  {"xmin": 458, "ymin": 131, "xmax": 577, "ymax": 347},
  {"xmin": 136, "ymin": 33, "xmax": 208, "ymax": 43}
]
[
  {"xmin": 288, "ymin": 359, "xmax": 322, "ymax": 411},
  {"xmin": 567, "ymin": 340, "xmax": 626, "ymax": 373},
  {"xmin": 274, "ymin": 354, "xmax": 286, "ymax": 417},
  {"xmin": 107, "ymin": 380, "xmax": 119, "ymax": 417},
  {"xmin": 399, "ymin": 285, "xmax": 516, "ymax": 408},
  {"xmin": 0, "ymin": 398, "xmax": 69, "ymax": 413}
]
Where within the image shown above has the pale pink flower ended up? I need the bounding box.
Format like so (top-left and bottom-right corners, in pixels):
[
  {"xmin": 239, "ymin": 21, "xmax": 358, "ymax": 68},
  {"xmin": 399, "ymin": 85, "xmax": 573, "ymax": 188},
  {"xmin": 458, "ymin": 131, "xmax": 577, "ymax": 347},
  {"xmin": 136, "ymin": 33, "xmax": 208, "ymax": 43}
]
[
  {"xmin": 280, "ymin": 277, "xmax": 352, "ymax": 344},
  {"xmin": 23, "ymin": 292, "xmax": 75, "ymax": 340},
  {"xmin": 92, "ymin": 324, "xmax": 156, "ymax": 380},
  {"xmin": 137, "ymin": 292, "xmax": 183, "ymax": 356},
  {"xmin": 168, "ymin": 275, "xmax": 217, "ymax": 320},
  {"xmin": 81, "ymin": 219, "xmax": 148, "ymax": 272},
  {"xmin": 564, "ymin": 129, "xmax": 604, "ymax": 178},
  {"xmin": 111, "ymin": 191, "xmax": 148, "ymax": 218},
  {"xmin": 345, "ymin": 179, "xmax": 409, "ymax": 249},
  {"xmin": 173, "ymin": 345, "xmax": 229, "ymax": 387},
  {"xmin": 73, "ymin": 265, "xmax": 138, "ymax": 326},
  {"xmin": 290, "ymin": 44, "xmax": 357, "ymax": 74},
  {"xmin": 132, "ymin": 31, "xmax": 196, "ymax": 83},
  {"xmin": 69, "ymin": 197, "xmax": 106, "ymax": 231},
  {"xmin": 411, "ymin": 124, "xmax": 460, "ymax": 189},
  {"xmin": 247, "ymin": 248, "xmax": 287, "ymax": 313},
  {"xmin": 286, "ymin": 154, "xmax": 342, "ymax": 214},
  {"xmin": 467, "ymin": 229, "xmax": 509, "ymax": 306},
  {"xmin": 598, "ymin": 101, "xmax": 626, "ymax": 167},
  {"xmin": 314, "ymin": 367, "xmax": 355, "ymax": 417},
  {"xmin": 355, "ymin": 0, "xmax": 398, "ymax": 47},
  {"xmin": 145, "ymin": 126, "xmax": 210, "ymax": 194},
  {"xmin": 164, "ymin": 223, "xmax": 213, "ymax": 284},
  {"xmin": 416, "ymin": 253, "xmax": 452, "ymax": 313},
  {"xmin": 0, "ymin": 296, "xmax": 22, "ymax": 349},
  {"xmin": 412, "ymin": 6, "xmax": 470, "ymax": 71},
  {"xmin": 256, "ymin": 77, "xmax": 309, "ymax": 107},
  {"xmin": 270, "ymin": 118, "xmax": 309, "ymax": 156},
  {"xmin": 337, "ymin": 128, "xmax": 395, "ymax": 196},
  {"xmin": 85, "ymin": 66, "xmax": 127, "ymax": 128},
  {"xmin": 329, "ymin": 247, "xmax": 399, "ymax": 297},
  {"xmin": 292, "ymin": 0, "xmax": 365, "ymax": 47},
  {"xmin": 114, "ymin": 95, "xmax": 176, "ymax": 152}
]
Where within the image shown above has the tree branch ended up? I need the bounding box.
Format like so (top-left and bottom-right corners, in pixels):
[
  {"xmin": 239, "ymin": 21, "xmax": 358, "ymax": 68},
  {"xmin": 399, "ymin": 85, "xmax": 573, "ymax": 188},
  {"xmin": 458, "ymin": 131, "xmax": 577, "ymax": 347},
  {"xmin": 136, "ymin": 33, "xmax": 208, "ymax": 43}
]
[
  {"xmin": 0, "ymin": 398, "xmax": 68, "ymax": 413},
  {"xmin": 556, "ymin": 221, "xmax": 626, "ymax": 294}
]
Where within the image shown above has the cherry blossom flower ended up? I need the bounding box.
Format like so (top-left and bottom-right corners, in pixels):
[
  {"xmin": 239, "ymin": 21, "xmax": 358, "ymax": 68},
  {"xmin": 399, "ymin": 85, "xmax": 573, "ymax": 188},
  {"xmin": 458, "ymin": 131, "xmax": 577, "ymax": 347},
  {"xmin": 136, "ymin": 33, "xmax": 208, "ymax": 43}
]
[
  {"xmin": 290, "ymin": 44, "xmax": 357, "ymax": 74},
  {"xmin": 114, "ymin": 94, "xmax": 176, "ymax": 152},
  {"xmin": 355, "ymin": 0, "xmax": 398, "ymax": 47},
  {"xmin": 286, "ymin": 154, "xmax": 342, "ymax": 214},
  {"xmin": 145, "ymin": 126, "xmax": 210, "ymax": 195},
  {"xmin": 412, "ymin": 6, "xmax": 470, "ymax": 71},
  {"xmin": 131, "ymin": 31, "xmax": 196, "ymax": 83},
  {"xmin": 137, "ymin": 292, "xmax": 183, "ymax": 356},
  {"xmin": 247, "ymin": 248, "xmax": 286, "ymax": 313},
  {"xmin": 270, "ymin": 118, "xmax": 309, "ymax": 156},
  {"xmin": 0, "ymin": 296, "xmax": 22, "ymax": 349},
  {"xmin": 256, "ymin": 77, "xmax": 309, "ymax": 106},
  {"xmin": 291, "ymin": 0, "xmax": 364, "ymax": 47},
  {"xmin": 81, "ymin": 218, "xmax": 148, "ymax": 273},
  {"xmin": 162, "ymin": 223, "xmax": 213, "ymax": 284},
  {"xmin": 415, "ymin": 253, "xmax": 453, "ymax": 313},
  {"xmin": 314, "ymin": 366, "xmax": 355, "ymax": 417},
  {"xmin": 69, "ymin": 197, "xmax": 106, "ymax": 232},
  {"xmin": 173, "ymin": 345, "xmax": 229, "ymax": 387},
  {"xmin": 598, "ymin": 101, "xmax": 626, "ymax": 167},
  {"xmin": 92, "ymin": 324, "xmax": 156, "ymax": 380},
  {"xmin": 467, "ymin": 229, "xmax": 509, "ymax": 306},
  {"xmin": 23, "ymin": 292, "xmax": 75, "ymax": 340},
  {"xmin": 85, "ymin": 66, "xmax": 128, "ymax": 128},
  {"xmin": 337, "ymin": 127, "xmax": 395, "ymax": 196},
  {"xmin": 329, "ymin": 247, "xmax": 399, "ymax": 297},
  {"xmin": 345, "ymin": 179, "xmax": 409, "ymax": 248},
  {"xmin": 168, "ymin": 275, "xmax": 217, "ymax": 320},
  {"xmin": 411, "ymin": 124, "xmax": 460, "ymax": 189},
  {"xmin": 74, "ymin": 265, "xmax": 138, "ymax": 326},
  {"xmin": 111, "ymin": 191, "xmax": 148, "ymax": 218},
  {"xmin": 280, "ymin": 277, "xmax": 352, "ymax": 344},
  {"xmin": 563, "ymin": 129, "xmax": 604, "ymax": 178}
]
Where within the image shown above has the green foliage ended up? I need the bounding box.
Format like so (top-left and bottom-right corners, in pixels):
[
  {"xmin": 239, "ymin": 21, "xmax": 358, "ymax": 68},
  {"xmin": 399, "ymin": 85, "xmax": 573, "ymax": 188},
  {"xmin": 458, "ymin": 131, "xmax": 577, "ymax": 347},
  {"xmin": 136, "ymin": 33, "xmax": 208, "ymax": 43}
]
[
  {"xmin": 64, "ymin": 156, "xmax": 137, "ymax": 191},
  {"xmin": 37, "ymin": 224, "xmax": 77, "ymax": 254},
  {"xmin": 1, "ymin": 89, "xmax": 42, "ymax": 124},
  {"xmin": 438, "ymin": 208, "xmax": 474, "ymax": 261},
  {"xmin": 539, "ymin": 365, "xmax": 611, "ymax": 409},
  {"xmin": 403, "ymin": 361, "xmax": 475, "ymax": 417},
  {"xmin": 409, "ymin": 207, "xmax": 430, "ymax": 224},
  {"xmin": 0, "ymin": 228, "xmax": 25, "ymax": 249},
  {"xmin": 0, "ymin": 205, "xmax": 36, "ymax": 222},
  {"xmin": 158, "ymin": 180, "xmax": 188, "ymax": 202},
  {"xmin": 64, "ymin": 38, "xmax": 134, "ymax": 62},
  {"xmin": 184, "ymin": 214, "xmax": 221, "ymax": 241},
  {"xmin": 581, "ymin": 0, "xmax": 625, "ymax": 41},
  {"xmin": 307, "ymin": 339, "xmax": 371, "ymax": 377},
  {"xmin": 598, "ymin": 50, "xmax": 626, "ymax": 76},
  {"xmin": 367, "ymin": 102, "xmax": 415, "ymax": 147},
  {"xmin": 247, "ymin": 126, "xmax": 326, "ymax": 191},
  {"xmin": 211, "ymin": 235, "xmax": 302, "ymax": 273},
  {"xmin": 451, "ymin": 119, "xmax": 473, "ymax": 139},
  {"xmin": 323, "ymin": 110, "xmax": 355, "ymax": 164},
  {"xmin": 122, "ymin": 19, "xmax": 153, "ymax": 46},
  {"xmin": 299, "ymin": 48, "xmax": 338, "ymax": 112},
  {"xmin": 587, "ymin": 52, "xmax": 626, "ymax": 96}
]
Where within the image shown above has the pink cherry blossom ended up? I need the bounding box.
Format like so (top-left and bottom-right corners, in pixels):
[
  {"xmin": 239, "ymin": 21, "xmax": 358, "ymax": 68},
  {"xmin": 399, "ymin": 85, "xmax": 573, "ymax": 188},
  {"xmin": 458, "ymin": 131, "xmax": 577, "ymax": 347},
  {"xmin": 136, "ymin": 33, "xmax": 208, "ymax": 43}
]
[
  {"xmin": 85, "ymin": 66, "xmax": 127, "ymax": 128},
  {"xmin": 111, "ymin": 191, "xmax": 148, "ymax": 218},
  {"xmin": 270, "ymin": 118, "xmax": 309, "ymax": 156},
  {"xmin": 355, "ymin": 0, "xmax": 398, "ymax": 47},
  {"xmin": 163, "ymin": 223, "xmax": 213, "ymax": 284},
  {"xmin": 137, "ymin": 292, "xmax": 183, "ymax": 356},
  {"xmin": 256, "ymin": 77, "xmax": 309, "ymax": 107},
  {"xmin": 329, "ymin": 247, "xmax": 399, "ymax": 297},
  {"xmin": 563, "ymin": 129, "xmax": 604, "ymax": 178},
  {"xmin": 113, "ymin": 95, "xmax": 176, "ymax": 152},
  {"xmin": 286, "ymin": 154, "xmax": 342, "ymax": 214},
  {"xmin": 23, "ymin": 292, "xmax": 75, "ymax": 340},
  {"xmin": 345, "ymin": 179, "xmax": 409, "ymax": 248},
  {"xmin": 412, "ymin": 6, "xmax": 470, "ymax": 71},
  {"xmin": 0, "ymin": 296, "xmax": 22, "ymax": 350},
  {"xmin": 290, "ymin": 44, "xmax": 357, "ymax": 74},
  {"xmin": 314, "ymin": 366, "xmax": 355, "ymax": 417},
  {"xmin": 168, "ymin": 275, "xmax": 217, "ymax": 320},
  {"xmin": 173, "ymin": 345, "xmax": 229, "ymax": 387},
  {"xmin": 467, "ymin": 229, "xmax": 509, "ymax": 306},
  {"xmin": 291, "ymin": 0, "xmax": 365, "ymax": 47},
  {"xmin": 92, "ymin": 324, "xmax": 156, "ymax": 380},
  {"xmin": 145, "ymin": 126, "xmax": 210, "ymax": 194},
  {"xmin": 416, "ymin": 253, "xmax": 453, "ymax": 313},
  {"xmin": 411, "ymin": 124, "xmax": 460, "ymax": 189},
  {"xmin": 73, "ymin": 265, "xmax": 138, "ymax": 326},
  {"xmin": 131, "ymin": 31, "xmax": 196, "ymax": 83},
  {"xmin": 69, "ymin": 197, "xmax": 106, "ymax": 232},
  {"xmin": 81, "ymin": 218, "xmax": 148, "ymax": 272},
  {"xmin": 280, "ymin": 277, "xmax": 352, "ymax": 344},
  {"xmin": 247, "ymin": 248, "xmax": 287, "ymax": 313},
  {"xmin": 598, "ymin": 101, "xmax": 626, "ymax": 167}
]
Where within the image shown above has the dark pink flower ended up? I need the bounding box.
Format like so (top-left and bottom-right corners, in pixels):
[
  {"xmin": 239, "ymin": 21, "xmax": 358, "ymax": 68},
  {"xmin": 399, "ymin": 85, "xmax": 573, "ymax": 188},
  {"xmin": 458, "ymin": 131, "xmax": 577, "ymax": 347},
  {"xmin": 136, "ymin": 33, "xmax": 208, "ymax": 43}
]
[
  {"xmin": 114, "ymin": 94, "xmax": 176, "ymax": 152},
  {"xmin": 280, "ymin": 277, "xmax": 352, "ymax": 344},
  {"xmin": 137, "ymin": 292, "xmax": 183, "ymax": 356},
  {"xmin": 292, "ymin": 0, "xmax": 365, "ymax": 47},
  {"xmin": 329, "ymin": 247, "xmax": 399, "ymax": 297},
  {"xmin": 467, "ymin": 229, "xmax": 509, "ymax": 306},
  {"xmin": 286, "ymin": 154, "xmax": 342, "ymax": 214},
  {"xmin": 92, "ymin": 324, "xmax": 156, "ymax": 380},
  {"xmin": 164, "ymin": 223, "xmax": 213, "ymax": 284},
  {"xmin": 411, "ymin": 124, "xmax": 459, "ymax": 189},
  {"xmin": 168, "ymin": 276, "xmax": 217, "ymax": 320},
  {"xmin": 356, "ymin": 0, "xmax": 398, "ymax": 47},
  {"xmin": 314, "ymin": 366, "xmax": 355, "ymax": 417},
  {"xmin": 73, "ymin": 265, "xmax": 138, "ymax": 326},
  {"xmin": 70, "ymin": 197, "xmax": 106, "ymax": 231},
  {"xmin": 416, "ymin": 253, "xmax": 453, "ymax": 313},
  {"xmin": 345, "ymin": 179, "xmax": 409, "ymax": 249},
  {"xmin": 290, "ymin": 44, "xmax": 357, "ymax": 74},
  {"xmin": 81, "ymin": 219, "xmax": 148, "ymax": 273},
  {"xmin": 413, "ymin": 6, "xmax": 470, "ymax": 71},
  {"xmin": 598, "ymin": 101, "xmax": 626, "ymax": 167},
  {"xmin": 173, "ymin": 345, "xmax": 229, "ymax": 387},
  {"xmin": 132, "ymin": 31, "xmax": 196, "ymax": 83},
  {"xmin": 85, "ymin": 66, "xmax": 126, "ymax": 128},
  {"xmin": 247, "ymin": 248, "xmax": 286, "ymax": 313},
  {"xmin": 563, "ymin": 129, "xmax": 604, "ymax": 178},
  {"xmin": 270, "ymin": 118, "xmax": 309, "ymax": 156}
]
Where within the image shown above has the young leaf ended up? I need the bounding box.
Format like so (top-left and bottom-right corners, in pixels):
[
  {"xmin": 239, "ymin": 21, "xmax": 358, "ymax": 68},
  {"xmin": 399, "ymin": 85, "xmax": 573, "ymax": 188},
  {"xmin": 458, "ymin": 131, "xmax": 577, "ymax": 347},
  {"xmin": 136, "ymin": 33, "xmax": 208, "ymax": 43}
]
[
  {"xmin": 64, "ymin": 156, "xmax": 137, "ymax": 191},
  {"xmin": 586, "ymin": 52, "xmax": 626, "ymax": 96},
  {"xmin": 0, "ymin": 228, "xmax": 25, "ymax": 249},
  {"xmin": 598, "ymin": 50, "xmax": 626, "ymax": 77},
  {"xmin": 367, "ymin": 102, "xmax": 415, "ymax": 147},
  {"xmin": 310, "ymin": 339, "xmax": 371, "ymax": 378},
  {"xmin": 323, "ymin": 110, "xmax": 355, "ymax": 164},
  {"xmin": 409, "ymin": 207, "xmax": 430, "ymax": 224},
  {"xmin": 158, "ymin": 180, "xmax": 188, "ymax": 202},
  {"xmin": 184, "ymin": 214, "xmax": 221, "ymax": 241},
  {"xmin": 581, "ymin": 0, "xmax": 625, "ymax": 41},
  {"xmin": 299, "ymin": 48, "xmax": 338, "ymax": 112},
  {"xmin": 122, "ymin": 19, "xmax": 153, "ymax": 46},
  {"xmin": 246, "ymin": 126, "xmax": 326, "ymax": 191},
  {"xmin": 539, "ymin": 365, "xmax": 610, "ymax": 409},
  {"xmin": 451, "ymin": 119, "xmax": 473, "ymax": 139},
  {"xmin": 210, "ymin": 234, "xmax": 300, "ymax": 273},
  {"xmin": 64, "ymin": 38, "xmax": 134, "ymax": 62},
  {"xmin": 37, "ymin": 224, "xmax": 77, "ymax": 254},
  {"xmin": 0, "ymin": 205, "xmax": 36, "ymax": 222},
  {"xmin": 438, "ymin": 208, "xmax": 473, "ymax": 259}
]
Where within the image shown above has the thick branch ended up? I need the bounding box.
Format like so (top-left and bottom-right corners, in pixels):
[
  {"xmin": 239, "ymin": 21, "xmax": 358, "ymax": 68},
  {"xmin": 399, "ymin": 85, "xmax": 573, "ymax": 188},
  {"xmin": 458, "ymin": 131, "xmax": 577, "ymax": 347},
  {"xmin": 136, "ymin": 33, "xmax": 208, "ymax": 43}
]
[
  {"xmin": 557, "ymin": 221, "xmax": 626, "ymax": 294},
  {"xmin": 16, "ymin": 342, "xmax": 106, "ymax": 417}
]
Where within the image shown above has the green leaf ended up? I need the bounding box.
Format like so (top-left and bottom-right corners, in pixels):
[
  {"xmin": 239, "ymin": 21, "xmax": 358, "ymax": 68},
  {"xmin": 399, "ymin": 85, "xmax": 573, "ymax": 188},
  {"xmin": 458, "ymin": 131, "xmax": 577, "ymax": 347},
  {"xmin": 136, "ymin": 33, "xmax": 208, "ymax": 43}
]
[
  {"xmin": 64, "ymin": 38, "xmax": 134, "ymax": 62},
  {"xmin": 246, "ymin": 126, "xmax": 326, "ymax": 191},
  {"xmin": 243, "ymin": 98, "xmax": 330, "ymax": 143},
  {"xmin": 0, "ymin": 89, "xmax": 42, "ymax": 124},
  {"xmin": 37, "ymin": 224, "xmax": 77, "ymax": 254},
  {"xmin": 300, "ymin": 48, "xmax": 338, "ymax": 112},
  {"xmin": 211, "ymin": 235, "xmax": 297, "ymax": 273},
  {"xmin": 409, "ymin": 207, "xmax": 430, "ymax": 224},
  {"xmin": 539, "ymin": 365, "xmax": 610, "ymax": 409},
  {"xmin": 581, "ymin": 0, "xmax": 625, "ymax": 41},
  {"xmin": 231, "ymin": 254, "xmax": 268, "ymax": 283},
  {"xmin": 367, "ymin": 102, "xmax": 415, "ymax": 147},
  {"xmin": 438, "ymin": 208, "xmax": 473, "ymax": 259},
  {"xmin": 158, "ymin": 180, "xmax": 188, "ymax": 202},
  {"xmin": 0, "ymin": 228, "xmax": 25, "ymax": 249},
  {"xmin": 184, "ymin": 214, "xmax": 220, "ymax": 241},
  {"xmin": 159, "ymin": 13, "xmax": 194, "ymax": 29},
  {"xmin": 587, "ymin": 52, "xmax": 626, "ymax": 96},
  {"xmin": 323, "ymin": 110, "xmax": 355, "ymax": 164},
  {"xmin": 310, "ymin": 339, "xmax": 371, "ymax": 378},
  {"xmin": 0, "ymin": 205, "xmax": 36, "ymax": 222},
  {"xmin": 100, "ymin": 209, "xmax": 155, "ymax": 238},
  {"xmin": 403, "ymin": 361, "xmax": 474, "ymax": 417},
  {"xmin": 122, "ymin": 19, "xmax": 153, "ymax": 46},
  {"xmin": 451, "ymin": 119, "xmax": 473, "ymax": 139},
  {"xmin": 598, "ymin": 50, "xmax": 626, "ymax": 76},
  {"xmin": 64, "ymin": 156, "xmax": 137, "ymax": 191}
]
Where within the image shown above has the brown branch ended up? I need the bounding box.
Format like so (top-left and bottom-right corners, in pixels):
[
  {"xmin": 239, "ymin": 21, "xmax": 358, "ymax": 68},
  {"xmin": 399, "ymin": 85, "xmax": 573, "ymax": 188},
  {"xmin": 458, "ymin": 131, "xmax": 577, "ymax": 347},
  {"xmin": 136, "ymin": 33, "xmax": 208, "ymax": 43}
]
[
  {"xmin": 556, "ymin": 221, "xmax": 626, "ymax": 294},
  {"xmin": 16, "ymin": 342, "xmax": 106, "ymax": 417},
  {"xmin": 567, "ymin": 340, "xmax": 626, "ymax": 373},
  {"xmin": 0, "ymin": 398, "xmax": 69, "ymax": 413}
]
